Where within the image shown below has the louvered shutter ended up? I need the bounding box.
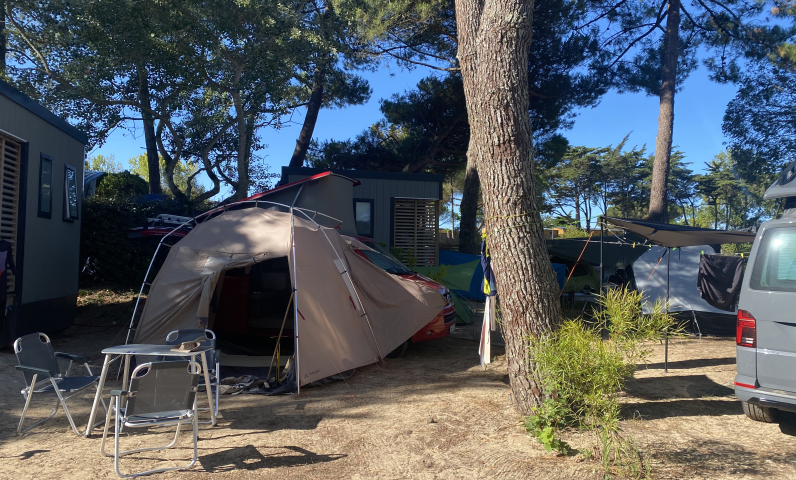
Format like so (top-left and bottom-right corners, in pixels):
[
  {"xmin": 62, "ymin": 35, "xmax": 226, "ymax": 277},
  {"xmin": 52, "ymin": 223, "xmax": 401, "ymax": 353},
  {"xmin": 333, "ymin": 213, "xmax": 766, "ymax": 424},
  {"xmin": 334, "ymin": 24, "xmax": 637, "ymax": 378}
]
[
  {"xmin": 393, "ymin": 198, "xmax": 439, "ymax": 267},
  {"xmin": 0, "ymin": 135, "xmax": 21, "ymax": 303}
]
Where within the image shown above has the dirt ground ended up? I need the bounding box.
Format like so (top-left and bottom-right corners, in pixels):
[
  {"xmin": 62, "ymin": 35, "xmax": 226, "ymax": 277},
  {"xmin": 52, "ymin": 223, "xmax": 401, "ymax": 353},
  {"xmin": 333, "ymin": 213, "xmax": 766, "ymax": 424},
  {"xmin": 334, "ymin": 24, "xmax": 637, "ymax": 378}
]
[{"xmin": 0, "ymin": 290, "xmax": 794, "ymax": 479}]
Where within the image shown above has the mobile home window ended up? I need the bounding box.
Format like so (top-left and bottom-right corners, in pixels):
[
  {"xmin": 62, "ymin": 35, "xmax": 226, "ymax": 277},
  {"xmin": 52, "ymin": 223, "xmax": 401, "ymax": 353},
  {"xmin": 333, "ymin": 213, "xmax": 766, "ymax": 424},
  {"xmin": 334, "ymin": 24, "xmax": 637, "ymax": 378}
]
[
  {"xmin": 38, "ymin": 154, "xmax": 53, "ymax": 219},
  {"xmin": 354, "ymin": 199, "xmax": 374, "ymax": 237},
  {"xmin": 63, "ymin": 164, "xmax": 79, "ymax": 221}
]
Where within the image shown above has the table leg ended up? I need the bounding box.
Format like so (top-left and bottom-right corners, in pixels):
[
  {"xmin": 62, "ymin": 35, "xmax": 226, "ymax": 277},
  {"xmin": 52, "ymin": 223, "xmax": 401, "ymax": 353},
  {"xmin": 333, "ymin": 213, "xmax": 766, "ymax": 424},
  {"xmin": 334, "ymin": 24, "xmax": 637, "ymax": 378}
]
[
  {"xmin": 85, "ymin": 353, "xmax": 111, "ymax": 437},
  {"xmin": 199, "ymin": 352, "xmax": 216, "ymax": 426},
  {"xmin": 122, "ymin": 355, "xmax": 131, "ymax": 390}
]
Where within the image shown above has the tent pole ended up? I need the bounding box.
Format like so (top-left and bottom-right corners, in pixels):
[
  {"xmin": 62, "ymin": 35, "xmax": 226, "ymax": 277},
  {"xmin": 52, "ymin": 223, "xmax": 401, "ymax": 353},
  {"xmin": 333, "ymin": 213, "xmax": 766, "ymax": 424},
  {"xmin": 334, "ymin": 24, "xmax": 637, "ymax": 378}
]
[
  {"xmin": 291, "ymin": 208, "xmax": 300, "ymax": 395},
  {"xmin": 599, "ymin": 217, "xmax": 604, "ymax": 295},
  {"xmin": 665, "ymin": 247, "xmax": 670, "ymax": 373}
]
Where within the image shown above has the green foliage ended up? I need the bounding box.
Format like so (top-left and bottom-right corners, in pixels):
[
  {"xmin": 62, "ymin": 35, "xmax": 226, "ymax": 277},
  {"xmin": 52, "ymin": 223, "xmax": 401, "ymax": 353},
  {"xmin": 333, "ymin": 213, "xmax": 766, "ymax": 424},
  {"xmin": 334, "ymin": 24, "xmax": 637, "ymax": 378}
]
[
  {"xmin": 94, "ymin": 172, "xmax": 149, "ymax": 200},
  {"xmin": 525, "ymin": 286, "xmax": 682, "ymax": 475},
  {"xmin": 558, "ymin": 226, "xmax": 589, "ymax": 239},
  {"xmin": 425, "ymin": 265, "xmax": 448, "ymax": 283},
  {"xmin": 80, "ymin": 196, "xmax": 188, "ymax": 286},
  {"xmin": 85, "ymin": 154, "xmax": 123, "ymax": 173},
  {"xmin": 390, "ymin": 247, "xmax": 417, "ymax": 267},
  {"xmin": 309, "ymin": 75, "xmax": 468, "ymax": 175},
  {"xmin": 524, "ymin": 399, "xmax": 573, "ymax": 454},
  {"xmin": 128, "ymin": 154, "xmax": 206, "ymax": 198}
]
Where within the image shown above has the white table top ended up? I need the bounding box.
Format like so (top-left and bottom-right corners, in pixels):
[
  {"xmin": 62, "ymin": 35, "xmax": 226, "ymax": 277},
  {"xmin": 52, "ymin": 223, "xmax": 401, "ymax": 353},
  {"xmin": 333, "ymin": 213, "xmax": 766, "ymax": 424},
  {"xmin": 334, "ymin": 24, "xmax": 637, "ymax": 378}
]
[{"xmin": 101, "ymin": 344, "xmax": 212, "ymax": 356}]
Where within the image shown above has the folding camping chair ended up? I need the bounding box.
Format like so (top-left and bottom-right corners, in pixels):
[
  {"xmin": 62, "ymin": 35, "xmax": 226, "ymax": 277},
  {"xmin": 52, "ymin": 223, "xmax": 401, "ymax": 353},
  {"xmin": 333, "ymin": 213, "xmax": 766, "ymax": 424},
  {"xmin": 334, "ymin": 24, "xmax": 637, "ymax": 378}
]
[
  {"xmin": 164, "ymin": 329, "xmax": 220, "ymax": 420},
  {"xmin": 100, "ymin": 361, "xmax": 201, "ymax": 478},
  {"xmin": 14, "ymin": 332, "xmax": 106, "ymax": 435}
]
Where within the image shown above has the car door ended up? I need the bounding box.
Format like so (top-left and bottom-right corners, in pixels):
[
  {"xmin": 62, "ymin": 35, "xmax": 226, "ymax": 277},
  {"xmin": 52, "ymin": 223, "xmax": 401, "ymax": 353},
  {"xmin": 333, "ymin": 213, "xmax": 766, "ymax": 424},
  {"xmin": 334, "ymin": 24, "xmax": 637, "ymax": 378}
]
[{"xmin": 745, "ymin": 224, "xmax": 796, "ymax": 393}]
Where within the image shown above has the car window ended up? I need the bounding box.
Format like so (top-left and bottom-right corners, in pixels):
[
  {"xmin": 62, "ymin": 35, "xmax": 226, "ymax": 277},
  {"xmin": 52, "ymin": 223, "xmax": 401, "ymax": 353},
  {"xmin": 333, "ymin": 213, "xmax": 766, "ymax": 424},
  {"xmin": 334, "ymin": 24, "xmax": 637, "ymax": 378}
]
[
  {"xmin": 360, "ymin": 250, "xmax": 412, "ymax": 275},
  {"xmin": 750, "ymin": 227, "xmax": 796, "ymax": 292}
]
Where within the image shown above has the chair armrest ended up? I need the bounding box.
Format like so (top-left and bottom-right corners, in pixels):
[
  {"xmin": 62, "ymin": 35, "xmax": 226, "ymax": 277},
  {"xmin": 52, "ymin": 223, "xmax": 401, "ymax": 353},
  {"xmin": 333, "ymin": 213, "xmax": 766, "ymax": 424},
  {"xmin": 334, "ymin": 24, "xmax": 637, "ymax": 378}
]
[
  {"xmin": 15, "ymin": 365, "xmax": 52, "ymax": 378},
  {"xmin": 55, "ymin": 352, "xmax": 88, "ymax": 364},
  {"xmin": 109, "ymin": 390, "xmax": 129, "ymax": 397}
]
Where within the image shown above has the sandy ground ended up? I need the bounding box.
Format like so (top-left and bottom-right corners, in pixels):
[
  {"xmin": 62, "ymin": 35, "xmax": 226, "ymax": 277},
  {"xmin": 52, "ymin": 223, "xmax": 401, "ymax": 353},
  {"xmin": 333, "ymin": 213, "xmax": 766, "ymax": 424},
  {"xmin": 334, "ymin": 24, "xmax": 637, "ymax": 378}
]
[{"xmin": 0, "ymin": 290, "xmax": 794, "ymax": 479}]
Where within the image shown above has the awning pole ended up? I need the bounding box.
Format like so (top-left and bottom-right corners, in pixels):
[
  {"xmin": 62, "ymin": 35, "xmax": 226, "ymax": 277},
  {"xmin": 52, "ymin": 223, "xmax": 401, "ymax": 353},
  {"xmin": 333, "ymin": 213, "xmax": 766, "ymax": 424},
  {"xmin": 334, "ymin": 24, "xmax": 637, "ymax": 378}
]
[{"xmin": 665, "ymin": 247, "xmax": 670, "ymax": 373}]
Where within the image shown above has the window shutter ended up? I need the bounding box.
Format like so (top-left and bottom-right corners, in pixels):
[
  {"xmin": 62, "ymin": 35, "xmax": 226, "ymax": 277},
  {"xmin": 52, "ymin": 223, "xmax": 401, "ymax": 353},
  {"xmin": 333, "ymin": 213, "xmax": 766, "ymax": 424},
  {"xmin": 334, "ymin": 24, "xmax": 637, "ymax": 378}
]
[
  {"xmin": 0, "ymin": 135, "xmax": 21, "ymax": 303},
  {"xmin": 393, "ymin": 198, "xmax": 439, "ymax": 267}
]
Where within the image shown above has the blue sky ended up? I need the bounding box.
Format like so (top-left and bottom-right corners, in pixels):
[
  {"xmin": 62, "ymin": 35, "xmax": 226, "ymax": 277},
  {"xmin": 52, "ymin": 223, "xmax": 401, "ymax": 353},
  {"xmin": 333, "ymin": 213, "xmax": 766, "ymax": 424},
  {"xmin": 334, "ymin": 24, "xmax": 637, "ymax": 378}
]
[{"xmin": 90, "ymin": 58, "xmax": 739, "ymax": 198}]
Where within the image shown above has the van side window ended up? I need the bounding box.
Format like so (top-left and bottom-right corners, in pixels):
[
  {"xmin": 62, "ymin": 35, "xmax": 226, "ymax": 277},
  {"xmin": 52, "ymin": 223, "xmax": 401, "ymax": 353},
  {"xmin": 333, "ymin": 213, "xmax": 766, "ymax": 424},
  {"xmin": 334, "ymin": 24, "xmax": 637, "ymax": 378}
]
[{"xmin": 750, "ymin": 228, "xmax": 796, "ymax": 291}]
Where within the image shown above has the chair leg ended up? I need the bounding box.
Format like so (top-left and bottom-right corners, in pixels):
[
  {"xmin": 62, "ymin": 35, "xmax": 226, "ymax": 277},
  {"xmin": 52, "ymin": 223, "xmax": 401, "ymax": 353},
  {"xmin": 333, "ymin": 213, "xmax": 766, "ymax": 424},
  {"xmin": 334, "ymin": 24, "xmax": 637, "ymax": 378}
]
[
  {"xmin": 18, "ymin": 375, "xmax": 61, "ymax": 436},
  {"xmin": 100, "ymin": 397, "xmax": 117, "ymax": 458},
  {"xmin": 17, "ymin": 375, "xmax": 36, "ymax": 435},
  {"xmin": 52, "ymin": 378, "xmax": 81, "ymax": 435}
]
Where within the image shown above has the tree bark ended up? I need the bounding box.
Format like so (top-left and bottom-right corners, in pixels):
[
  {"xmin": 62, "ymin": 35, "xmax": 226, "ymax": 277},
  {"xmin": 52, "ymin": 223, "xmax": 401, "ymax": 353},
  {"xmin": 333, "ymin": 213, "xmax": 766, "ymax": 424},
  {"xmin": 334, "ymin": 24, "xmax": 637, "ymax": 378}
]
[
  {"xmin": 136, "ymin": 64, "xmax": 162, "ymax": 195},
  {"xmin": 648, "ymin": 0, "xmax": 680, "ymax": 223},
  {"xmin": 455, "ymin": 0, "xmax": 562, "ymax": 415},
  {"xmin": 232, "ymin": 91, "xmax": 249, "ymax": 200},
  {"xmin": 289, "ymin": 66, "xmax": 326, "ymax": 168},
  {"xmin": 458, "ymin": 155, "xmax": 480, "ymax": 254},
  {"xmin": 1, "ymin": 2, "xmax": 6, "ymax": 74}
]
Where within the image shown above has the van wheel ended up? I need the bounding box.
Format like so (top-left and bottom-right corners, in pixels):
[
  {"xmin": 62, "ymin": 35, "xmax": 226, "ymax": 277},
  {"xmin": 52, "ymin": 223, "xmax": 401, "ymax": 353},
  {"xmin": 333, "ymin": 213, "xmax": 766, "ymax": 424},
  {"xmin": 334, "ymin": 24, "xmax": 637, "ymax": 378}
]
[
  {"xmin": 742, "ymin": 401, "xmax": 778, "ymax": 423},
  {"xmin": 386, "ymin": 340, "xmax": 410, "ymax": 359}
]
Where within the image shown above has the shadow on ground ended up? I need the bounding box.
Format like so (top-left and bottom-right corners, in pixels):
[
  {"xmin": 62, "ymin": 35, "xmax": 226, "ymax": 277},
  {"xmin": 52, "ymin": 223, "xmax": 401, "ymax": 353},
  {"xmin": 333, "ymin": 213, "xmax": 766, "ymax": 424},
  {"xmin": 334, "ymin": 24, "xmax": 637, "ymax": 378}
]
[
  {"xmin": 199, "ymin": 444, "xmax": 345, "ymax": 472},
  {"xmin": 641, "ymin": 356, "xmax": 736, "ymax": 370},
  {"xmin": 625, "ymin": 374, "xmax": 734, "ymax": 401},
  {"xmin": 622, "ymin": 398, "xmax": 742, "ymax": 420}
]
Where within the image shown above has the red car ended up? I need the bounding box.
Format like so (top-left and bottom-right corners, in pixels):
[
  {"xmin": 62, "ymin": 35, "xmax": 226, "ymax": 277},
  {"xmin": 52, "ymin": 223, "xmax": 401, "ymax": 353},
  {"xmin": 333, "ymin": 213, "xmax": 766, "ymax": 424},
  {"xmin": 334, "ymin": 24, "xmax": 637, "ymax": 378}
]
[{"xmin": 344, "ymin": 236, "xmax": 457, "ymax": 357}]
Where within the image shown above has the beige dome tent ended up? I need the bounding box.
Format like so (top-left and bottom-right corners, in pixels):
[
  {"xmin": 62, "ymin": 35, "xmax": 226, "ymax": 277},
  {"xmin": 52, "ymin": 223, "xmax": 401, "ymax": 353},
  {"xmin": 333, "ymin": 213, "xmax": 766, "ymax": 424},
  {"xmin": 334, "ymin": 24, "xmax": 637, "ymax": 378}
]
[{"xmin": 130, "ymin": 203, "xmax": 445, "ymax": 390}]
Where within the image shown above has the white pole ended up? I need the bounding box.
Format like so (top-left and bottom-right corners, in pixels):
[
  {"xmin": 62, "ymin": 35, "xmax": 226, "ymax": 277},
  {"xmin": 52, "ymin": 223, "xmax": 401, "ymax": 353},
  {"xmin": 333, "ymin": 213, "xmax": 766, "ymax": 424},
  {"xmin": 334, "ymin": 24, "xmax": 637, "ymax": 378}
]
[{"xmin": 290, "ymin": 187, "xmax": 303, "ymax": 394}]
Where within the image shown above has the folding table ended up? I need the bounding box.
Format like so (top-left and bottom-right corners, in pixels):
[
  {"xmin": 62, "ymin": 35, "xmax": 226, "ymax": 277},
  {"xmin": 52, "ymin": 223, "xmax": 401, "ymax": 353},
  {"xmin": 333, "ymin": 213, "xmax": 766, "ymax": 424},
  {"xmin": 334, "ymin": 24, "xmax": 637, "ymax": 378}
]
[{"xmin": 84, "ymin": 344, "xmax": 215, "ymax": 437}]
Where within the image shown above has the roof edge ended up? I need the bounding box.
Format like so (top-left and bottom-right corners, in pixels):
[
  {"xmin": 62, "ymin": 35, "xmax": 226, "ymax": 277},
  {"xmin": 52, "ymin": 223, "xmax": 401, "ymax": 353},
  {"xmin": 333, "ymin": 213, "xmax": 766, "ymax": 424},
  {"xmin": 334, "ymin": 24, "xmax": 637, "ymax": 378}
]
[
  {"xmin": 282, "ymin": 166, "xmax": 445, "ymax": 183},
  {"xmin": 0, "ymin": 80, "xmax": 89, "ymax": 145}
]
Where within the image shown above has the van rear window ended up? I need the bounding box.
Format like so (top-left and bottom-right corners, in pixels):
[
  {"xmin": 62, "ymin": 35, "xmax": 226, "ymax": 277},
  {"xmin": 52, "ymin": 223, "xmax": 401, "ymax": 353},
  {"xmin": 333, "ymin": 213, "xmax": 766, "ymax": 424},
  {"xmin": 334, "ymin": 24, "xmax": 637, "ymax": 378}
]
[{"xmin": 750, "ymin": 227, "xmax": 796, "ymax": 291}]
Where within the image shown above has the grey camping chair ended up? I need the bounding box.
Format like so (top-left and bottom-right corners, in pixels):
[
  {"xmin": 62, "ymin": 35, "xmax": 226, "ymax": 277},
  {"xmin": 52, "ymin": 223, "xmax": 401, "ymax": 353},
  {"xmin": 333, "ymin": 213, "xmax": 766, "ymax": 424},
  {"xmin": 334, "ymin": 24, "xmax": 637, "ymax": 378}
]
[
  {"xmin": 164, "ymin": 329, "xmax": 220, "ymax": 420},
  {"xmin": 14, "ymin": 332, "xmax": 106, "ymax": 435},
  {"xmin": 100, "ymin": 361, "xmax": 201, "ymax": 478}
]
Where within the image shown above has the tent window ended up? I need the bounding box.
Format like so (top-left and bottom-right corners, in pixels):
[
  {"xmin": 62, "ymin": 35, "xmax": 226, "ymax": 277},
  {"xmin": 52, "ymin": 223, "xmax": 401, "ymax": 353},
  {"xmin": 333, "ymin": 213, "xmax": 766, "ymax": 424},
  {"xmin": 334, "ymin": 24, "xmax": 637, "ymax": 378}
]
[
  {"xmin": 38, "ymin": 154, "xmax": 53, "ymax": 219},
  {"xmin": 751, "ymin": 227, "xmax": 796, "ymax": 292},
  {"xmin": 354, "ymin": 198, "xmax": 374, "ymax": 237},
  {"xmin": 63, "ymin": 164, "xmax": 79, "ymax": 221}
]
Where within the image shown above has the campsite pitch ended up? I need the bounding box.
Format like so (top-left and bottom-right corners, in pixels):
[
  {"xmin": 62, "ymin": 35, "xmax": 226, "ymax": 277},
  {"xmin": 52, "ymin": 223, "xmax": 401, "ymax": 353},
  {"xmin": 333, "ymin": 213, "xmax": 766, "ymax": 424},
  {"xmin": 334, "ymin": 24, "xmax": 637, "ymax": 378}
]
[{"xmin": 0, "ymin": 289, "xmax": 795, "ymax": 479}]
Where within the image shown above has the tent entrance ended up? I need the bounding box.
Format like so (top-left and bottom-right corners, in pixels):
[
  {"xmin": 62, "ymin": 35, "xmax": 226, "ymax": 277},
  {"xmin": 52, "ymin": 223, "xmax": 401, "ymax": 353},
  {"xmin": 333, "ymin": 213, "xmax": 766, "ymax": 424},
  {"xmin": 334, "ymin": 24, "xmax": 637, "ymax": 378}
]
[{"xmin": 209, "ymin": 256, "xmax": 296, "ymax": 359}]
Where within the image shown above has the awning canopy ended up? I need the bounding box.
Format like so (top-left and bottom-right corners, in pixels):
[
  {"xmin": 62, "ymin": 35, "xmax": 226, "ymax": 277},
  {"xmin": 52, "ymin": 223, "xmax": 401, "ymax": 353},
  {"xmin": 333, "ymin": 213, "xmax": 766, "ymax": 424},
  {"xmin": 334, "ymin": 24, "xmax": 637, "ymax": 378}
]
[{"xmin": 603, "ymin": 217, "xmax": 756, "ymax": 248}]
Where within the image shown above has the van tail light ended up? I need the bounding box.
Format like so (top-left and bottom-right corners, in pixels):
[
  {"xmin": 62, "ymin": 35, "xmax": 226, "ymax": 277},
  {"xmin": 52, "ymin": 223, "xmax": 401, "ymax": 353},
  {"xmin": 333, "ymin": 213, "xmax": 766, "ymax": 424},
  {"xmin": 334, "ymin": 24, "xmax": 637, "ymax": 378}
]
[{"xmin": 736, "ymin": 310, "xmax": 757, "ymax": 348}]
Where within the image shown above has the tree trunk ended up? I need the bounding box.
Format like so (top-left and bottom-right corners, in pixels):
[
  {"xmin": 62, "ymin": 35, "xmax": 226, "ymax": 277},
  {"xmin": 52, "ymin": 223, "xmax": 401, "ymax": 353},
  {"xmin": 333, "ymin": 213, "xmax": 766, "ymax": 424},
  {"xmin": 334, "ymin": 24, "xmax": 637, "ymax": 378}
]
[
  {"xmin": 648, "ymin": 0, "xmax": 681, "ymax": 223},
  {"xmin": 232, "ymin": 92, "xmax": 249, "ymax": 200},
  {"xmin": 458, "ymin": 155, "xmax": 480, "ymax": 254},
  {"xmin": 1, "ymin": 2, "xmax": 6, "ymax": 74},
  {"xmin": 455, "ymin": 0, "xmax": 562, "ymax": 415},
  {"xmin": 136, "ymin": 64, "xmax": 162, "ymax": 195},
  {"xmin": 289, "ymin": 65, "xmax": 326, "ymax": 168}
]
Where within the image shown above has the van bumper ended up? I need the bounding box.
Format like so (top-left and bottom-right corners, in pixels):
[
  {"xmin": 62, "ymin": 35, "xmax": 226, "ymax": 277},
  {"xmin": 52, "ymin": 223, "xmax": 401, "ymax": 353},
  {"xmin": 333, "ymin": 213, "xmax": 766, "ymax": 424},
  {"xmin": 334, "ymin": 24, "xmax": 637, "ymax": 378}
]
[{"xmin": 735, "ymin": 384, "xmax": 796, "ymax": 413}]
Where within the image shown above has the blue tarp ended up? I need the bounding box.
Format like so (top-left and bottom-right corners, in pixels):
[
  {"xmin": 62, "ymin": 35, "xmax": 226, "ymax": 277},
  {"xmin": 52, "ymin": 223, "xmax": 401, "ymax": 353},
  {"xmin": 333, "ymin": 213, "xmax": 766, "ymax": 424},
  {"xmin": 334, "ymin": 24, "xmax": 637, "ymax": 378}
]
[
  {"xmin": 438, "ymin": 250, "xmax": 485, "ymax": 301},
  {"xmin": 433, "ymin": 250, "xmax": 567, "ymax": 301},
  {"xmin": 552, "ymin": 263, "xmax": 566, "ymax": 289}
]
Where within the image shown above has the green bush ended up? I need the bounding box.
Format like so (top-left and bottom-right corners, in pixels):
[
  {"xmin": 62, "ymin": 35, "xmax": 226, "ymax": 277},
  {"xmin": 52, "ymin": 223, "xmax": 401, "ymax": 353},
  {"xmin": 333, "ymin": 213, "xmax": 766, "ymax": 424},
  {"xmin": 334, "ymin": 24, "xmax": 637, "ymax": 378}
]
[
  {"xmin": 524, "ymin": 286, "xmax": 683, "ymax": 475},
  {"xmin": 80, "ymin": 196, "xmax": 190, "ymax": 286},
  {"xmin": 94, "ymin": 171, "xmax": 149, "ymax": 199}
]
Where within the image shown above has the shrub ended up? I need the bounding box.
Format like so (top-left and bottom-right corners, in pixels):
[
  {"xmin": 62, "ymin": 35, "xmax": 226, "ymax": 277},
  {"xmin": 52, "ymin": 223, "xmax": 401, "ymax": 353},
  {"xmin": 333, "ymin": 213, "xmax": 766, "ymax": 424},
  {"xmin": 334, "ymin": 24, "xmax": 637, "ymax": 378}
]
[
  {"xmin": 94, "ymin": 171, "xmax": 149, "ymax": 199},
  {"xmin": 80, "ymin": 196, "xmax": 190, "ymax": 286},
  {"xmin": 524, "ymin": 286, "xmax": 683, "ymax": 475}
]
